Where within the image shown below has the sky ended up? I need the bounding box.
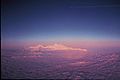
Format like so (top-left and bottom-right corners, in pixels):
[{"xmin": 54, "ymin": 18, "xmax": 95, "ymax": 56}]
[{"xmin": 1, "ymin": 0, "xmax": 120, "ymax": 47}]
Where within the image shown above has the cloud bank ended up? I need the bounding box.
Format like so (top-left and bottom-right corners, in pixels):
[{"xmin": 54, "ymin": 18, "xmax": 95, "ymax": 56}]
[{"xmin": 28, "ymin": 43, "xmax": 87, "ymax": 52}]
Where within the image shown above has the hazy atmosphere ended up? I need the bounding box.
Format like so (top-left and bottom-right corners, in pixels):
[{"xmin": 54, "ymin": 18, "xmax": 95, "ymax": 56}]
[{"xmin": 1, "ymin": 0, "xmax": 120, "ymax": 79}]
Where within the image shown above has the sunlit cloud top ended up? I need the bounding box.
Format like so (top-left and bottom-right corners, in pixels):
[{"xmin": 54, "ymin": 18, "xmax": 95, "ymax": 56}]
[{"xmin": 28, "ymin": 43, "xmax": 87, "ymax": 52}]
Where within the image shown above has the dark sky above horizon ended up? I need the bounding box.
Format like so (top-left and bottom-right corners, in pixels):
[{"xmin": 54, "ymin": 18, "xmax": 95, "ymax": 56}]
[{"xmin": 1, "ymin": 0, "xmax": 120, "ymax": 43}]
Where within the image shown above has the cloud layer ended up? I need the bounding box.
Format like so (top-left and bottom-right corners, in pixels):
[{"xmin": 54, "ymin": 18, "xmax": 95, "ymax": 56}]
[{"xmin": 28, "ymin": 43, "xmax": 87, "ymax": 52}]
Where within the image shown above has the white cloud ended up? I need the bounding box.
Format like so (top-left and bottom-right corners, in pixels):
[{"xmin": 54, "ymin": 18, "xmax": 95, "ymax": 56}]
[{"xmin": 28, "ymin": 43, "xmax": 87, "ymax": 52}]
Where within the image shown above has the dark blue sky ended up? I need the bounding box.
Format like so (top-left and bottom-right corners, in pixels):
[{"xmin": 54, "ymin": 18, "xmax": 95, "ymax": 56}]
[{"xmin": 1, "ymin": 0, "xmax": 120, "ymax": 42}]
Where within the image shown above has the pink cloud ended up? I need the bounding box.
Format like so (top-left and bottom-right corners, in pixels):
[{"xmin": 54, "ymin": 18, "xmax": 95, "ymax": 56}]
[{"xmin": 28, "ymin": 43, "xmax": 87, "ymax": 52}]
